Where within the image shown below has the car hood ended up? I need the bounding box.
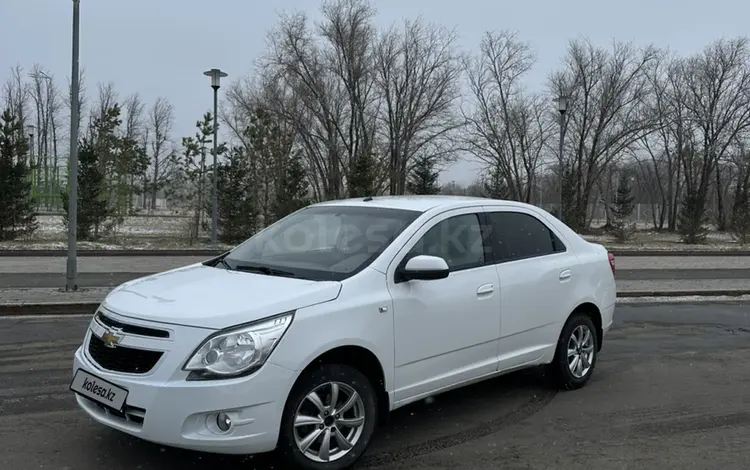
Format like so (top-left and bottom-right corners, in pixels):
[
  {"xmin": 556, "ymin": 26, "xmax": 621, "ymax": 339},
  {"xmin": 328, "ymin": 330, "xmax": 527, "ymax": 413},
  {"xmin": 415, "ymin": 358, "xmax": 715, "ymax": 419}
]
[{"xmin": 101, "ymin": 263, "xmax": 342, "ymax": 329}]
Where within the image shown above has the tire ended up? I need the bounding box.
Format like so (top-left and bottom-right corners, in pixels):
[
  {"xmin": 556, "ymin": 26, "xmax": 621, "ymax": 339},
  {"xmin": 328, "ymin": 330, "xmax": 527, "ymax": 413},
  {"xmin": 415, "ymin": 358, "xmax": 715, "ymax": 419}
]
[
  {"xmin": 277, "ymin": 364, "xmax": 378, "ymax": 470},
  {"xmin": 547, "ymin": 313, "xmax": 598, "ymax": 390}
]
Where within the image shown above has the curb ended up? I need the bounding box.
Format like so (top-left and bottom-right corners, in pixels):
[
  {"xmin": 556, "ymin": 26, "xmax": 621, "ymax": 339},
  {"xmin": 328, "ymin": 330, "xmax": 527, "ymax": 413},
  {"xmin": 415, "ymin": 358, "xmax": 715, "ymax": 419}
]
[
  {"xmin": 2, "ymin": 249, "xmax": 750, "ymax": 257},
  {"xmin": 0, "ymin": 302, "xmax": 99, "ymax": 316},
  {"xmin": 2, "ymin": 290, "xmax": 750, "ymax": 316}
]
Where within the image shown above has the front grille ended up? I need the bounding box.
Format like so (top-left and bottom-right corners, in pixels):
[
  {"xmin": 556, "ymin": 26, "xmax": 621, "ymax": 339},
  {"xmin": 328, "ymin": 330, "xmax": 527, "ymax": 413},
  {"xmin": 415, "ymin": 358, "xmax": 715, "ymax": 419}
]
[
  {"xmin": 88, "ymin": 334, "xmax": 163, "ymax": 374},
  {"xmin": 96, "ymin": 311, "xmax": 170, "ymax": 338}
]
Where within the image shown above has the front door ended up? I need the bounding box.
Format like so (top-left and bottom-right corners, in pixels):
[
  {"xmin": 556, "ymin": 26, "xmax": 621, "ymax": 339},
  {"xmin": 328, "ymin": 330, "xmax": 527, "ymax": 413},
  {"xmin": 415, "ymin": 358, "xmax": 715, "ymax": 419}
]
[{"xmin": 387, "ymin": 208, "xmax": 501, "ymax": 405}]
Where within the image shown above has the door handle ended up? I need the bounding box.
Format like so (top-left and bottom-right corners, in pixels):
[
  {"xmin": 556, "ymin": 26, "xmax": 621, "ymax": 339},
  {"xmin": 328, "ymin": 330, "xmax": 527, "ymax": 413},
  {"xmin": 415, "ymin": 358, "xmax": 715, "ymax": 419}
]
[
  {"xmin": 559, "ymin": 269, "xmax": 572, "ymax": 281},
  {"xmin": 476, "ymin": 283, "xmax": 494, "ymax": 296}
]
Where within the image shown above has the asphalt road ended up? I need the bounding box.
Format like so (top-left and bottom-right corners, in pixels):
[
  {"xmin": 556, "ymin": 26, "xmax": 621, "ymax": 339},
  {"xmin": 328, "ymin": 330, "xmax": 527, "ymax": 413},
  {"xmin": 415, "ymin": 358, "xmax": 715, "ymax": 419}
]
[
  {"xmin": 2, "ymin": 304, "xmax": 750, "ymax": 469},
  {"xmin": 3, "ymin": 269, "xmax": 750, "ymax": 288}
]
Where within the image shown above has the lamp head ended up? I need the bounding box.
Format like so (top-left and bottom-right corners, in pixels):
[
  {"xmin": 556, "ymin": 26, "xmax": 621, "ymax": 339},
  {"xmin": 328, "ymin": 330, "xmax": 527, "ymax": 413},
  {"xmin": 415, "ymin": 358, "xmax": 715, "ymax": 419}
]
[{"xmin": 203, "ymin": 68, "xmax": 228, "ymax": 89}]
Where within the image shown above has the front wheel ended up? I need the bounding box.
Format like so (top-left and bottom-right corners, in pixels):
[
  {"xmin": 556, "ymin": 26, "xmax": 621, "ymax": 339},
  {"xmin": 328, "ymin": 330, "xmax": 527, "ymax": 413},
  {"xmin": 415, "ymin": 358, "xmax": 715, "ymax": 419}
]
[
  {"xmin": 277, "ymin": 364, "xmax": 378, "ymax": 470},
  {"xmin": 548, "ymin": 313, "xmax": 598, "ymax": 390}
]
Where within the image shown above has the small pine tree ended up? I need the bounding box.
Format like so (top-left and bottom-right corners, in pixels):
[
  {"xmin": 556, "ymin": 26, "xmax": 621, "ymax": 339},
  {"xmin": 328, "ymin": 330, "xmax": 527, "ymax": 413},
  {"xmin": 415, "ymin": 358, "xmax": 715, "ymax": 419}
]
[
  {"xmin": 215, "ymin": 148, "xmax": 259, "ymax": 244},
  {"xmin": 179, "ymin": 113, "xmax": 217, "ymax": 241},
  {"xmin": 610, "ymin": 173, "xmax": 636, "ymax": 243},
  {"xmin": 406, "ymin": 155, "xmax": 440, "ymax": 195},
  {"xmin": 677, "ymin": 187, "xmax": 709, "ymax": 244},
  {"xmin": 0, "ymin": 109, "xmax": 38, "ymax": 240},
  {"xmin": 61, "ymin": 138, "xmax": 115, "ymax": 240},
  {"xmin": 730, "ymin": 177, "xmax": 750, "ymax": 245},
  {"xmin": 483, "ymin": 161, "xmax": 509, "ymax": 199},
  {"xmin": 349, "ymin": 152, "xmax": 378, "ymax": 198},
  {"xmin": 272, "ymin": 151, "xmax": 309, "ymax": 222}
]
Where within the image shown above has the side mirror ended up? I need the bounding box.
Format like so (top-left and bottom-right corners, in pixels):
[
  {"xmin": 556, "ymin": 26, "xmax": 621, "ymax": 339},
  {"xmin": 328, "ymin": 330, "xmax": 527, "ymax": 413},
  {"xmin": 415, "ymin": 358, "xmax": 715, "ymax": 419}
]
[{"xmin": 396, "ymin": 255, "xmax": 450, "ymax": 282}]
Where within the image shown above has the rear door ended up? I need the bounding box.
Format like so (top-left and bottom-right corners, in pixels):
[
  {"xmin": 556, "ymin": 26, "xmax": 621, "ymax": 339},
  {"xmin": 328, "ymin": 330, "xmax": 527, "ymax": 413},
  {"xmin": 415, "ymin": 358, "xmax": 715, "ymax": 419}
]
[{"xmin": 484, "ymin": 207, "xmax": 579, "ymax": 370}]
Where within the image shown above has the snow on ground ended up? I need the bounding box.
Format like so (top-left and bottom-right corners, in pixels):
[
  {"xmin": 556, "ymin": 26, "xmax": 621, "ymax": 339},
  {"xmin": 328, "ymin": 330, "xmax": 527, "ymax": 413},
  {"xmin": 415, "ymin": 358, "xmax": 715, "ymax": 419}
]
[
  {"xmin": 0, "ymin": 214, "xmax": 234, "ymax": 251},
  {"xmin": 33, "ymin": 214, "xmax": 187, "ymax": 238},
  {"xmin": 581, "ymin": 228, "xmax": 742, "ymax": 250}
]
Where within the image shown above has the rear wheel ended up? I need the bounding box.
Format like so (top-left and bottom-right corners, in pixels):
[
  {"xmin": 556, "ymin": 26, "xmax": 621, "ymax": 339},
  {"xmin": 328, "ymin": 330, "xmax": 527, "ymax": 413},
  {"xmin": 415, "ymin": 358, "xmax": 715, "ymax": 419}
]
[
  {"xmin": 548, "ymin": 313, "xmax": 598, "ymax": 390},
  {"xmin": 277, "ymin": 364, "xmax": 378, "ymax": 470}
]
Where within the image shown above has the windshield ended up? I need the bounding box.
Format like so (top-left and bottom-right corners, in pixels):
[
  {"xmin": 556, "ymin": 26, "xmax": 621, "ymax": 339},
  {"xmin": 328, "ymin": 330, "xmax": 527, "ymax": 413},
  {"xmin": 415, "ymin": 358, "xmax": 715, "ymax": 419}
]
[{"xmin": 223, "ymin": 205, "xmax": 421, "ymax": 281}]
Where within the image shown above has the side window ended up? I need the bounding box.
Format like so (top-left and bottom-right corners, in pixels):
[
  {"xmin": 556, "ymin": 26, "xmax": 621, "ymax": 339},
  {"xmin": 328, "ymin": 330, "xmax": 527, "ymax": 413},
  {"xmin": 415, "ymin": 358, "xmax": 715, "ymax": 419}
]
[
  {"xmin": 488, "ymin": 211, "xmax": 566, "ymax": 262},
  {"xmin": 407, "ymin": 213, "xmax": 487, "ymax": 271}
]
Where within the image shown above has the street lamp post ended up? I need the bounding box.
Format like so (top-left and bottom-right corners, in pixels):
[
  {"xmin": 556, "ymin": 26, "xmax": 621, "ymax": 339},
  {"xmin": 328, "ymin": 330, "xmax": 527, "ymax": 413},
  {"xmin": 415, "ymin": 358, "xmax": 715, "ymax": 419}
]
[
  {"xmin": 203, "ymin": 68, "xmax": 227, "ymax": 249},
  {"xmin": 555, "ymin": 94, "xmax": 569, "ymax": 223},
  {"xmin": 67, "ymin": 0, "xmax": 81, "ymax": 291}
]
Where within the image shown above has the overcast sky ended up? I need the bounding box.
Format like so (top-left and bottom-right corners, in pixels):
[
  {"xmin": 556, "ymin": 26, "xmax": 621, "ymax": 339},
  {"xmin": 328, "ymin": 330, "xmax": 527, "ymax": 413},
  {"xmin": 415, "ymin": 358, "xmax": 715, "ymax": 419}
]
[{"xmin": 1, "ymin": 0, "xmax": 747, "ymax": 184}]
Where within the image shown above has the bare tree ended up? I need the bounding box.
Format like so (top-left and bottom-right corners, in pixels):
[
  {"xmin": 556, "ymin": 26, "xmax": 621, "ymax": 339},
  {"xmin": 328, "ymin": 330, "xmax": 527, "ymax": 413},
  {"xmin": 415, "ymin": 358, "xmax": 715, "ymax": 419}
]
[
  {"xmin": 122, "ymin": 93, "xmax": 145, "ymax": 140},
  {"xmin": 463, "ymin": 30, "xmax": 551, "ymax": 202},
  {"xmin": 375, "ymin": 17, "xmax": 463, "ymax": 195},
  {"xmin": 2, "ymin": 65, "xmax": 29, "ymax": 124},
  {"xmin": 319, "ymin": 0, "xmax": 380, "ymax": 183},
  {"xmin": 264, "ymin": 11, "xmax": 340, "ymax": 199},
  {"xmin": 728, "ymin": 136, "xmax": 750, "ymax": 242},
  {"xmin": 147, "ymin": 97, "xmax": 176, "ymax": 210},
  {"xmin": 47, "ymin": 78, "xmax": 63, "ymax": 205},
  {"xmin": 29, "ymin": 65, "xmax": 59, "ymax": 207},
  {"xmin": 91, "ymin": 82, "xmax": 118, "ymax": 129},
  {"xmin": 633, "ymin": 50, "xmax": 687, "ymax": 230},
  {"xmin": 550, "ymin": 39, "xmax": 658, "ymax": 230},
  {"xmin": 87, "ymin": 81, "xmax": 121, "ymax": 192},
  {"xmin": 678, "ymin": 38, "xmax": 750, "ymax": 234},
  {"xmin": 222, "ymin": 76, "xmax": 259, "ymax": 147},
  {"xmin": 263, "ymin": 0, "xmax": 378, "ymax": 199},
  {"xmin": 122, "ymin": 93, "xmax": 147, "ymax": 210}
]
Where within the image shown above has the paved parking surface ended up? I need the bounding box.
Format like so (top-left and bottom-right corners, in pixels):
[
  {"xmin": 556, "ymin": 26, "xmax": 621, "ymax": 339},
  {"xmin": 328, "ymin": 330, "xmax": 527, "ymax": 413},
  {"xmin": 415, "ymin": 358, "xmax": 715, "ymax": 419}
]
[{"xmin": 2, "ymin": 303, "xmax": 750, "ymax": 469}]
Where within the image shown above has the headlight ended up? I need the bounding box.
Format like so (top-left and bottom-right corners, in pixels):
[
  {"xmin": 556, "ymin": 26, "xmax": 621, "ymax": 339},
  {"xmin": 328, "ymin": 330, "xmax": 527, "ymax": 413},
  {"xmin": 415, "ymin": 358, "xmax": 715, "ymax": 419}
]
[{"xmin": 183, "ymin": 312, "xmax": 294, "ymax": 380}]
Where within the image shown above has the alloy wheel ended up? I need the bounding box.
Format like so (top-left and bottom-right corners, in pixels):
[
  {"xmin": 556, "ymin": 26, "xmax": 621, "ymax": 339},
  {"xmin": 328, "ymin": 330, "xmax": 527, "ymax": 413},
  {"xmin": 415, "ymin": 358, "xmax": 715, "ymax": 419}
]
[
  {"xmin": 567, "ymin": 324, "xmax": 595, "ymax": 379},
  {"xmin": 293, "ymin": 381, "xmax": 366, "ymax": 463}
]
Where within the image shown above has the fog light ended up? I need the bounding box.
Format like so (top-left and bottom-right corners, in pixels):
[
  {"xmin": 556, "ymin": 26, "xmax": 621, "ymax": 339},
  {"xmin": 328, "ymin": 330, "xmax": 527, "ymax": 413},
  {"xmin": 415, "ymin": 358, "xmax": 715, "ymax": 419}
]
[{"xmin": 217, "ymin": 413, "xmax": 232, "ymax": 432}]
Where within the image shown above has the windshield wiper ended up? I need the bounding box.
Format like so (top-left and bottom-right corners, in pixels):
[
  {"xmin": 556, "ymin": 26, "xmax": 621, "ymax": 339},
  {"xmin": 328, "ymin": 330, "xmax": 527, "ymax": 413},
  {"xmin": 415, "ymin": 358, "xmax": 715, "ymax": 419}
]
[
  {"xmin": 233, "ymin": 264, "xmax": 297, "ymax": 278},
  {"xmin": 216, "ymin": 257, "xmax": 233, "ymax": 270},
  {"xmin": 205, "ymin": 254, "xmax": 233, "ymax": 270}
]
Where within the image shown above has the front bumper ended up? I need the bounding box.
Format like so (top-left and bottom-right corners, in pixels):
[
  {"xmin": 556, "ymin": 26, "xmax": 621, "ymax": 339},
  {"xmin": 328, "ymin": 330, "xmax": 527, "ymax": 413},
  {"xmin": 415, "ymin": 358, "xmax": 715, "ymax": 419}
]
[{"xmin": 71, "ymin": 313, "xmax": 296, "ymax": 455}]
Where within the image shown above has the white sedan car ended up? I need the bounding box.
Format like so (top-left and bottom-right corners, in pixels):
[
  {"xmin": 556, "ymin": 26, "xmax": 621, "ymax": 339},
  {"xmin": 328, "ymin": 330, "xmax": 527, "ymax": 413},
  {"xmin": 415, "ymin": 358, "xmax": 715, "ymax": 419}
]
[{"xmin": 70, "ymin": 196, "xmax": 616, "ymax": 470}]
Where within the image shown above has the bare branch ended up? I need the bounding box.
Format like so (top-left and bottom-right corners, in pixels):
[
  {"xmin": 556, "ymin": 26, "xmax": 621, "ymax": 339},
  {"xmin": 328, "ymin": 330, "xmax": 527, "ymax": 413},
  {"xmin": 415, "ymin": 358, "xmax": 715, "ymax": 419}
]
[
  {"xmin": 375, "ymin": 17, "xmax": 463, "ymax": 194},
  {"xmin": 548, "ymin": 38, "xmax": 658, "ymax": 228},
  {"xmin": 2, "ymin": 65, "xmax": 30, "ymax": 125},
  {"xmin": 147, "ymin": 96, "xmax": 176, "ymax": 210},
  {"xmin": 462, "ymin": 30, "xmax": 550, "ymax": 202}
]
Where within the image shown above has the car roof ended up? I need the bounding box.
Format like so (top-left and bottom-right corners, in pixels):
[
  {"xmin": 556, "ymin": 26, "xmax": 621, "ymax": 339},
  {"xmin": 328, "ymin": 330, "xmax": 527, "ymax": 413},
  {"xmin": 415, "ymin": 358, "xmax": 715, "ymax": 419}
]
[{"xmin": 312, "ymin": 195, "xmax": 524, "ymax": 213}]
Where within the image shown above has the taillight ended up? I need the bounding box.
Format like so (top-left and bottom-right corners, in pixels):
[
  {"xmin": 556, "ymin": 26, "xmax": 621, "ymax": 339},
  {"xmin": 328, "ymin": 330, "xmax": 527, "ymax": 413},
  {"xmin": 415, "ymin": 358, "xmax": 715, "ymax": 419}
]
[{"xmin": 608, "ymin": 252, "xmax": 615, "ymax": 276}]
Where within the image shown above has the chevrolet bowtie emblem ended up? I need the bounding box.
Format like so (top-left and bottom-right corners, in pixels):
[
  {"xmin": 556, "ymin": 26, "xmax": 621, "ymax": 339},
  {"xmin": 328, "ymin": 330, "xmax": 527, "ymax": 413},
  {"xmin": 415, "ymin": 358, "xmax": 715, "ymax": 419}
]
[{"xmin": 101, "ymin": 328, "xmax": 122, "ymax": 348}]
